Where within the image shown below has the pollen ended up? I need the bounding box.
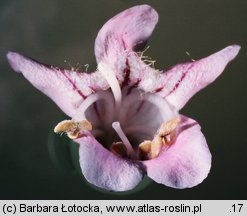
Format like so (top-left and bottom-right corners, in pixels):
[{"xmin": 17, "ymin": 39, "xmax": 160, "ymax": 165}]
[{"xmin": 54, "ymin": 119, "xmax": 92, "ymax": 139}]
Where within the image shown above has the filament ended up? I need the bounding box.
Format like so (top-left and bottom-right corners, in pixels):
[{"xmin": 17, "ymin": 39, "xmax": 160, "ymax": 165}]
[{"xmin": 112, "ymin": 121, "xmax": 136, "ymax": 159}]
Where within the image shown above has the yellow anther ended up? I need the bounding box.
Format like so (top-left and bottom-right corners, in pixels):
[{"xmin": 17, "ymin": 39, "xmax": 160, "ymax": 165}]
[
  {"xmin": 150, "ymin": 136, "xmax": 163, "ymax": 159},
  {"xmin": 54, "ymin": 120, "xmax": 76, "ymax": 133},
  {"xmin": 78, "ymin": 120, "xmax": 93, "ymax": 131},
  {"xmin": 158, "ymin": 117, "xmax": 180, "ymax": 136},
  {"xmin": 67, "ymin": 131, "xmax": 80, "ymax": 139},
  {"xmin": 139, "ymin": 140, "xmax": 151, "ymax": 153},
  {"xmin": 54, "ymin": 119, "xmax": 92, "ymax": 139},
  {"xmin": 138, "ymin": 140, "xmax": 151, "ymax": 160},
  {"xmin": 138, "ymin": 117, "xmax": 181, "ymax": 160}
]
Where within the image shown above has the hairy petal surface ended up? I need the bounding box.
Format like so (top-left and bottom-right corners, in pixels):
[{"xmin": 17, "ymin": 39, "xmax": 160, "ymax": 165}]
[
  {"xmin": 159, "ymin": 45, "xmax": 241, "ymax": 109},
  {"xmin": 143, "ymin": 115, "xmax": 211, "ymax": 189},
  {"xmin": 128, "ymin": 45, "xmax": 240, "ymax": 110},
  {"xmin": 76, "ymin": 136, "xmax": 144, "ymax": 192},
  {"xmin": 7, "ymin": 52, "xmax": 108, "ymax": 117},
  {"xmin": 94, "ymin": 4, "xmax": 158, "ymax": 72}
]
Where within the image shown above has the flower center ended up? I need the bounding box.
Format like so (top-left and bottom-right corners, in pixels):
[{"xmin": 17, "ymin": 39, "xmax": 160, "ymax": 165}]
[{"xmin": 54, "ymin": 63, "xmax": 179, "ymax": 160}]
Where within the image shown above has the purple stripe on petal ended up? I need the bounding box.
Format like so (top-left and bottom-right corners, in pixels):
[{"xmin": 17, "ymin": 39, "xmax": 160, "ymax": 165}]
[
  {"xmin": 127, "ymin": 45, "xmax": 240, "ymax": 111},
  {"xmin": 122, "ymin": 68, "xmax": 131, "ymax": 87},
  {"xmin": 143, "ymin": 115, "xmax": 211, "ymax": 189},
  {"xmin": 161, "ymin": 45, "xmax": 241, "ymax": 109},
  {"xmin": 6, "ymin": 52, "xmax": 108, "ymax": 117},
  {"xmin": 164, "ymin": 63, "xmax": 195, "ymax": 98},
  {"xmin": 61, "ymin": 71, "xmax": 86, "ymax": 99}
]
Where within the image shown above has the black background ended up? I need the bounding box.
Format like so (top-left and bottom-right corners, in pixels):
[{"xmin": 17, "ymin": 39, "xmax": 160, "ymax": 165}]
[{"xmin": 0, "ymin": 0, "xmax": 246, "ymax": 199}]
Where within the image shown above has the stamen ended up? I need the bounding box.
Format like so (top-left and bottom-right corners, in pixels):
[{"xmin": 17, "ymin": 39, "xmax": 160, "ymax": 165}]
[
  {"xmin": 78, "ymin": 120, "xmax": 93, "ymax": 131},
  {"xmin": 158, "ymin": 117, "xmax": 180, "ymax": 136},
  {"xmin": 137, "ymin": 117, "xmax": 181, "ymax": 160},
  {"xmin": 73, "ymin": 91, "xmax": 114, "ymax": 124},
  {"xmin": 98, "ymin": 63, "xmax": 122, "ymax": 109},
  {"xmin": 73, "ymin": 93, "xmax": 101, "ymax": 120},
  {"xmin": 150, "ymin": 136, "xmax": 163, "ymax": 159},
  {"xmin": 112, "ymin": 122, "xmax": 136, "ymax": 159},
  {"xmin": 139, "ymin": 140, "xmax": 151, "ymax": 153},
  {"xmin": 138, "ymin": 140, "xmax": 151, "ymax": 160},
  {"xmin": 54, "ymin": 119, "xmax": 92, "ymax": 139},
  {"xmin": 110, "ymin": 142, "xmax": 127, "ymax": 158}
]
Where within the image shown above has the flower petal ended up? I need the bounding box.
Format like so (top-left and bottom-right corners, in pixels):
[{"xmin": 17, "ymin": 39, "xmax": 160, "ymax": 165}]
[
  {"xmin": 7, "ymin": 52, "xmax": 108, "ymax": 117},
  {"xmin": 128, "ymin": 45, "xmax": 240, "ymax": 110},
  {"xmin": 94, "ymin": 4, "xmax": 158, "ymax": 68},
  {"xmin": 76, "ymin": 136, "xmax": 144, "ymax": 192},
  {"xmin": 143, "ymin": 115, "xmax": 211, "ymax": 189},
  {"xmin": 159, "ymin": 45, "xmax": 241, "ymax": 109}
]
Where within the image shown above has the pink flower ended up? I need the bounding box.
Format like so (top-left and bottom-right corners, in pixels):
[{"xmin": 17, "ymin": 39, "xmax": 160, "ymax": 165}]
[{"xmin": 7, "ymin": 5, "xmax": 240, "ymax": 192}]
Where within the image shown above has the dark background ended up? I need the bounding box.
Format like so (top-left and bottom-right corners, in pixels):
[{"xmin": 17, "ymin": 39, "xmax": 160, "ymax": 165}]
[{"xmin": 0, "ymin": 0, "xmax": 246, "ymax": 199}]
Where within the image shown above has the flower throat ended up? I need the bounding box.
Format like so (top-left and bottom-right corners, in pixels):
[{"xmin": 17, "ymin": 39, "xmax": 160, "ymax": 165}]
[{"xmin": 54, "ymin": 62, "xmax": 180, "ymax": 160}]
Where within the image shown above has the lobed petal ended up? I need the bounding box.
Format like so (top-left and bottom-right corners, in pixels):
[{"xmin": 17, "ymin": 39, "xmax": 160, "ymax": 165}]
[
  {"xmin": 128, "ymin": 45, "xmax": 240, "ymax": 110},
  {"xmin": 143, "ymin": 115, "xmax": 211, "ymax": 189},
  {"xmin": 76, "ymin": 136, "xmax": 144, "ymax": 192},
  {"xmin": 7, "ymin": 52, "xmax": 108, "ymax": 117},
  {"xmin": 94, "ymin": 5, "xmax": 158, "ymax": 70},
  {"xmin": 159, "ymin": 45, "xmax": 241, "ymax": 109}
]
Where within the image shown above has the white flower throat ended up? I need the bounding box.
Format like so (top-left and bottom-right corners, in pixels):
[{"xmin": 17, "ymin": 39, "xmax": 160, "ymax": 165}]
[{"xmin": 54, "ymin": 62, "xmax": 180, "ymax": 160}]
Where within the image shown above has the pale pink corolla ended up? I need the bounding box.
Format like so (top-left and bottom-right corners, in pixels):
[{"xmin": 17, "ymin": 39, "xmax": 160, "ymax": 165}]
[{"xmin": 7, "ymin": 5, "xmax": 240, "ymax": 192}]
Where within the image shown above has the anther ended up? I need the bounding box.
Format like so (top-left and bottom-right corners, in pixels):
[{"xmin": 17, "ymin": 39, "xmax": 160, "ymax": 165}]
[
  {"xmin": 54, "ymin": 119, "xmax": 92, "ymax": 139},
  {"xmin": 150, "ymin": 136, "xmax": 163, "ymax": 159},
  {"xmin": 157, "ymin": 117, "xmax": 180, "ymax": 137},
  {"xmin": 138, "ymin": 140, "xmax": 151, "ymax": 160},
  {"xmin": 138, "ymin": 117, "xmax": 181, "ymax": 160}
]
